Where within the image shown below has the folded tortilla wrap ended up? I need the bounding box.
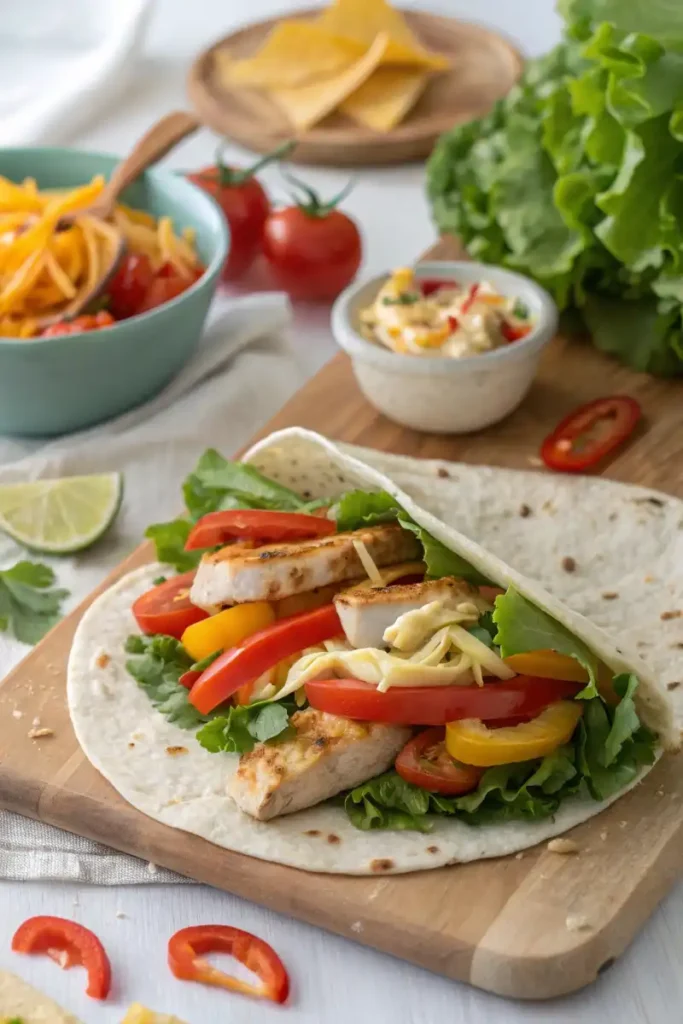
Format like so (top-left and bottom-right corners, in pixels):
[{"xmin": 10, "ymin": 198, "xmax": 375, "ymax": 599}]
[{"xmin": 67, "ymin": 428, "xmax": 678, "ymax": 875}]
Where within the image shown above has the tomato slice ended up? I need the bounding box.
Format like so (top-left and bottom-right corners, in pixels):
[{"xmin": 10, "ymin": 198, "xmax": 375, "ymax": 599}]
[
  {"xmin": 185, "ymin": 509, "xmax": 336, "ymax": 551},
  {"xmin": 189, "ymin": 604, "xmax": 343, "ymax": 714},
  {"xmin": 132, "ymin": 571, "xmax": 208, "ymax": 639},
  {"xmin": 12, "ymin": 916, "xmax": 111, "ymax": 1000},
  {"xmin": 395, "ymin": 728, "xmax": 483, "ymax": 794},
  {"xmin": 168, "ymin": 925, "xmax": 289, "ymax": 1004},
  {"xmin": 304, "ymin": 676, "xmax": 582, "ymax": 725},
  {"xmin": 540, "ymin": 396, "xmax": 641, "ymax": 473}
]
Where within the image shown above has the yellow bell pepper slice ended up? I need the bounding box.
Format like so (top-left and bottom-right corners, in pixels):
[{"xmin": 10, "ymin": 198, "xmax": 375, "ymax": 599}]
[
  {"xmin": 445, "ymin": 700, "xmax": 583, "ymax": 767},
  {"xmin": 181, "ymin": 602, "xmax": 275, "ymax": 662},
  {"xmin": 503, "ymin": 650, "xmax": 589, "ymax": 682}
]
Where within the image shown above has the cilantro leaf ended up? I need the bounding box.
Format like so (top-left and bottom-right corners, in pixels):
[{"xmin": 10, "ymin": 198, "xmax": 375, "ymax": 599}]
[
  {"xmin": 0, "ymin": 561, "xmax": 69, "ymax": 645},
  {"xmin": 196, "ymin": 698, "xmax": 297, "ymax": 754},
  {"xmin": 145, "ymin": 519, "xmax": 201, "ymax": 573},
  {"xmin": 468, "ymin": 610, "xmax": 498, "ymax": 649},
  {"xmin": 333, "ymin": 489, "xmax": 493, "ymax": 586},
  {"xmin": 493, "ymin": 587, "xmax": 600, "ymax": 698},
  {"xmin": 125, "ymin": 633, "xmax": 209, "ymax": 730}
]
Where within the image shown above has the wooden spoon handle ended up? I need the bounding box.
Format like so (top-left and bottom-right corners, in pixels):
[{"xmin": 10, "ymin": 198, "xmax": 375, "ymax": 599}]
[{"xmin": 92, "ymin": 111, "xmax": 200, "ymax": 218}]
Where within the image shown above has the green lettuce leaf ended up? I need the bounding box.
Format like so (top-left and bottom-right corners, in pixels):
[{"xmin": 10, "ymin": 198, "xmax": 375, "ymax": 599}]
[
  {"xmin": 0, "ymin": 561, "xmax": 69, "ymax": 645},
  {"xmin": 427, "ymin": 1, "xmax": 683, "ymax": 376},
  {"xmin": 145, "ymin": 519, "xmax": 201, "ymax": 573},
  {"xmin": 124, "ymin": 633, "xmax": 209, "ymax": 730},
  {"xmin": 493, "ymin": 587, "xmax": 599, "ymax": 698},
  {"xmin": 333, "ymin": 489, "xmax": 492, "ymax": 585},
  {"xmin": 196, "ymin": 698, "xmax": 297, "ymax": 754},
  {"xmin": 183, "ymin": 449, "xmax": 319, "ymax": 521}
]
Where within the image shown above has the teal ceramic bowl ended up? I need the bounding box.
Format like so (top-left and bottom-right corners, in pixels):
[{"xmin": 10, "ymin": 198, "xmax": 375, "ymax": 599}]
[{"xmin": 0, "ymin": 148, "xmax": 229, "ymax": 436}]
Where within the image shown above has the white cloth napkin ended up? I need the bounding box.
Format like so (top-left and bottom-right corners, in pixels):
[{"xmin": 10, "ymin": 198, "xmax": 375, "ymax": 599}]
[
  {"xmin": 0, "ymin": 0, "xmax": 152, "ymax": 146},
  {"xmin": 0, "ymin": 291, "xmax": 307, "ymax": 882}
]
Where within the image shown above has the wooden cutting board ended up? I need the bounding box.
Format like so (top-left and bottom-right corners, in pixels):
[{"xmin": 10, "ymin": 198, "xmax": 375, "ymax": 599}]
[
  {"xmin": 187, "ymin": 10, "xmax": 522, "ymax": 166},
  {"xmin": 1, "ymin": 237, "xmax": 683, "ymax": 1001}
]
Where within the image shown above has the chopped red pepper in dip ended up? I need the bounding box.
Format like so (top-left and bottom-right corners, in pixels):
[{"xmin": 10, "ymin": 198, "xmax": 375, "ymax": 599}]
[
  {"xmin": 168, "ymin": 925, "xmax": 289, "ymax": 1004},
  {"xmin": 11, "ymin": 916, "xmax": 112, "ymax": 1000},
  {"xmin": 540, "ymin": 396, "xmax": 641, "ymax": 473}
]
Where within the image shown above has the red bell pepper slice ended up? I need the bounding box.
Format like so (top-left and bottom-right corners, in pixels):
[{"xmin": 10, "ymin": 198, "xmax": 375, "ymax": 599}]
[
  {"xmin": 460, "ymin": 283, "xmax": 480, "ymax": 313},
  {"xmin": 12, "ymin": 916, "xmax": 111, "ymax": 1000},
  {"xmin": 168, "ymin": 925, "xmax": 289, "ymax": 1004},
  {"xmin": 501, "ymin": 321, "xmax": 531, "ymax": 342},
  {"xmin": 419, "ymin": 278, "xmax": 458, "ymax": 296},
  {"xmin": 189, "ymin": 603, "xmax": 343, "ymax": 714},
  {"xmin": 540, "ymin": 395, "xmax": 641, "ymax": 473},
  {"xmin": 184, "ymin": 509, "xmax": 336, "ymax": 550}
]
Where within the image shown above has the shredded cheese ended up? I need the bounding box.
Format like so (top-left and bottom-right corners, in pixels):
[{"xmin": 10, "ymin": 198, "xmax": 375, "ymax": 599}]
[{"xmin": 352, "ymin": 538, "xmax": 384, "ymax": 587}]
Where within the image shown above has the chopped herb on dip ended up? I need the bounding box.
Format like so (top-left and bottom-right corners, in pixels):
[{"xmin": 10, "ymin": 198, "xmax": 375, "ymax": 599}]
[{"xmin": 360, "ymin": 267, "xmax": 533, "ymax": 358}]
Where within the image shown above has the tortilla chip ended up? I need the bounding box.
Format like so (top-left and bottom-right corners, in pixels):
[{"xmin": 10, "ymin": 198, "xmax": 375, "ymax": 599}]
[
  {"xmin": 217, "ymin": 22, "xmax": 364, "ymax": 89},
  {"xmin": 340, "ymin": 66, "xmax": 429, "ymax": 131},
  {"xmin": 318, "ymin": 0, "xmax": 450, "ymax": 70},
  {"xmin": 270, "ymin": 32, "xmax": 390, "ymax": 131}
]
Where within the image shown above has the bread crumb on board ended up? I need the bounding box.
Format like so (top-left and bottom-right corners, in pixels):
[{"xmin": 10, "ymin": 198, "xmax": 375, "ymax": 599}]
[
  {"xmin": 566, "ymin": 913, "xmax": 592, "ymax": 932},
  {"xmin": 28, "ymin": 727, "xmax": 54, "ymax": 739},
  {"xmin": 547, "ymin": 838, "xmax": 579, "ymax": 855},
  {"xmin": 11, "ymin": 709, "xmax": 23, "ymax": 719}
]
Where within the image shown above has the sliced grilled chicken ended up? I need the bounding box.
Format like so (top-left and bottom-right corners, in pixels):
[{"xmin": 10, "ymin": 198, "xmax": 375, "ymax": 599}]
[
  {"xmin": 335, "ymin": 576, "xmax": 487, "ymax": 649},
  {"xmin": 190, "ymin": 523, "xmax": 421, "ymax": 608},
  {"xmin": 229, "ymin": 708, "xmax": 410, "ymax": 820}
]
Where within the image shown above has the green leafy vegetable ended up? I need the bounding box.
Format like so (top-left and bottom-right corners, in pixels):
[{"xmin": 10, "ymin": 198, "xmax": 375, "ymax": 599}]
[
  {"xmin": 333, "ymin": 489, "xmax": 493, "ymax": 585},
  {"xmin": 145, "ymin": 519, "xmax": 200, "ymax": 573},
  {"xmin": 381, "ymin": 292, "xmax": 420, "ymax": 305},
  {"xmin": 344, "ymin": 676, "xmax": 657, "ymax": 831},
  {"xmin": 0, "ymin": 561, "xmax": 69, "ymax": 644},
  {"xmin": 124, "ymin": 634, "xmax": 209, "ymax": 730},
  {"xmin": 427, "ymin": 0, "xmax": 683, "ymax": 375},
  {"xmin": 468, "ymin": 610, "xmax": 497, "ymax": 649},
  {"xmin": 183, "ymin": 448, "xmax": 316, "ymax": 521},
  {"xmin": 197, "ymin": 698, "xmax": 297, "ymax": 754},
  {"xmin": 493, "ymin": 587, "xmax": 599, "ymax": 698},
  {"xmin": 153, "ymin": 575, "xmax": 168, "ymax": 586}
]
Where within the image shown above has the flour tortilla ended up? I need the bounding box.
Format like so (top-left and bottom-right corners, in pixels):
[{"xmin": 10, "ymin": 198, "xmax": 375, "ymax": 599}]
[{"xmin": 67, "ymin": 429, "xmax": 678, "ymax": 876}]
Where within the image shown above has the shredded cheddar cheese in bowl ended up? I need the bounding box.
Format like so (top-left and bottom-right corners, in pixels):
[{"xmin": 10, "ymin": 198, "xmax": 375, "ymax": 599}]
[{"xmin": 0, "ymin": 175, "xmax": 203, "ymax": 339}]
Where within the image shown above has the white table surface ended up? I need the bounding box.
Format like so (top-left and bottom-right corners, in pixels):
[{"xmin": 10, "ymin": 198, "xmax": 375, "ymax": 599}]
[{"xmin": 3, "ymin": 1, "xmax": 681, "ymax": 1022}]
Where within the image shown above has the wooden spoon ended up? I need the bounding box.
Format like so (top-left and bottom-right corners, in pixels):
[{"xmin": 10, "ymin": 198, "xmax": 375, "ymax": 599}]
[{"xmin": 38, "ymin": 110, "xmax": 201, "ymax": 329}]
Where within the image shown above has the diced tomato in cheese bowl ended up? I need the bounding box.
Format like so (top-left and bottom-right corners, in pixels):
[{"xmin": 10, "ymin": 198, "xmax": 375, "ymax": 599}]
[
  {"xmin": 332, "ymin": 261, "xmax": 559, "ymax": 434},
  {"xmin": 66, "ymin": 428, "xmax": 676, "ymax": 875}
]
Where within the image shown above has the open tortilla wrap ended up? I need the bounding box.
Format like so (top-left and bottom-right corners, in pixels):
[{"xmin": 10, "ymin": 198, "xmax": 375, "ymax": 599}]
[{"xmin": 67, "ymin": 429, "xmax": 678, "ymax": 875}]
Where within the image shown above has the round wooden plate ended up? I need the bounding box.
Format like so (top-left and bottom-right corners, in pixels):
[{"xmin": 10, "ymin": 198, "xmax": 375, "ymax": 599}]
[{"xmin": 187, "ymin": 9, "xmax": 523, "ymax": 166}]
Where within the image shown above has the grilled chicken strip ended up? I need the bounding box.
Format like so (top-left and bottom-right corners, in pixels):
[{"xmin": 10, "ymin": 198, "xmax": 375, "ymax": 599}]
[
  {"xmin": 229, "ymin": 707, "xmax": 411, "ymax": 821},
  {"xmin": 190, "ymin": 523, "xmax": 421, "ymax": 608},
  {"xmin": 335, "ymin": 576, "xmax": 489, "ymax": 649}
]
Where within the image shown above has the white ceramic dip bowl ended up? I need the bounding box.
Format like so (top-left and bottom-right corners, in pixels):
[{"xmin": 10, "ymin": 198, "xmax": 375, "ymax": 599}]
[{"xmin": 332, "ymin": 261, "xmax": 558, "ymax": 434}]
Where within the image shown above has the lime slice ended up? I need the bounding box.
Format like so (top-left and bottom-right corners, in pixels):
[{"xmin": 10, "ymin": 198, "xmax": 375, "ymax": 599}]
[{"xmin": 0, "ymin": 473, "xmax": 123, "ymax": 554}]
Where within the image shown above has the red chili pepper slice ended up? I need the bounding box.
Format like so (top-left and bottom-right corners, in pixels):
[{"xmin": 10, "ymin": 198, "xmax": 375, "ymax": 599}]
[
  {"xmin": 447, "ymin": 314, "xmax": 459, "ymax": 331},
  {"xmin": 419, "ymin": 278, "xmax": 457, "ymax": 296},
  {"xmin": 540, "ymin": 396, "xmax": 641, "ymax": 473},
  {"xmin": 12, "ymin": 916, "xmax": 111, "ymax": 1000},
  {"xmin": 460, "ymin": 283, "xmax": 480, "ymax": 313},
  {"xmin": 501, "ymin": 321, "xmax": 531, "ymax": 342},
  {"xmin": 168, "ymin": 925, "xmax": 289, "ymax": 1004}
]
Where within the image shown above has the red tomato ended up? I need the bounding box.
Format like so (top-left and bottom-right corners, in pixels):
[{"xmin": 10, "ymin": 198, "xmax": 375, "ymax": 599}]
[
  {"xmin": 185, "ymin": 509, "xmax": 336, "ymax": 550},
  {"xmin": 138, "ymin": 267, "xmax": 192, "ymax": 313},
  {"xmin": 540, "ymin": 396, "xmax": 641, "ymax": 473},
  {"xmin": 478, "ymin": 586, "xmax": 505, "ymax": 603},
  {"xmin": 108, "ymin": 252, "xmax": 155, "ymax": 319},
  {"xmin": 40, "ymin": 311, "xmax": 116, "ymax": 337},
  {"xmin": 304, "ymin": 676, "xmax": 582, "ymax": 725},
  {"xmin": 420, "ymin": 278, "xmax": 458, "ymax": 296},
  {"xmin": 189, "ymin": 604, "xmax": 342, "ymax": 714},
  {"xmin": 395, "ymin": 728, "xmax": 483, "ymax": 795},
  {"xmin": 168, "ymin": 925, "xmax": 289, "ymax": 1004},
  {"xmin": 187, "ymin": 141, "xmax": 294, "ymax": 281},
  {"xmin": 132, "ymin": 571, "xmax": 208, "ymax": 639},
  {"xmin": 262, "ymin": 176, "xmax": 362, "ymax": 300},
  {"xmin": 12, "ymin": 916, "xmax": 111, "ymax": 1000}
]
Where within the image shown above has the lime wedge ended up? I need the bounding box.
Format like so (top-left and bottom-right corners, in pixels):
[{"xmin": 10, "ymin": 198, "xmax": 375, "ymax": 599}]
[{"xmin": 0, "ymin": 473, "xmax": 123, "ymax": 554}]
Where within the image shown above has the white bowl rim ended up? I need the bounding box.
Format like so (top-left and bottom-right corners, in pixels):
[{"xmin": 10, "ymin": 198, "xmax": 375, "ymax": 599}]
[
  {"xmin": 0, "ymin": 145, "xmax": 229, "ymax": 349},
  {"xmin": 332, "ymin": 260, "xmax": 559, "ymax": 376}
]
